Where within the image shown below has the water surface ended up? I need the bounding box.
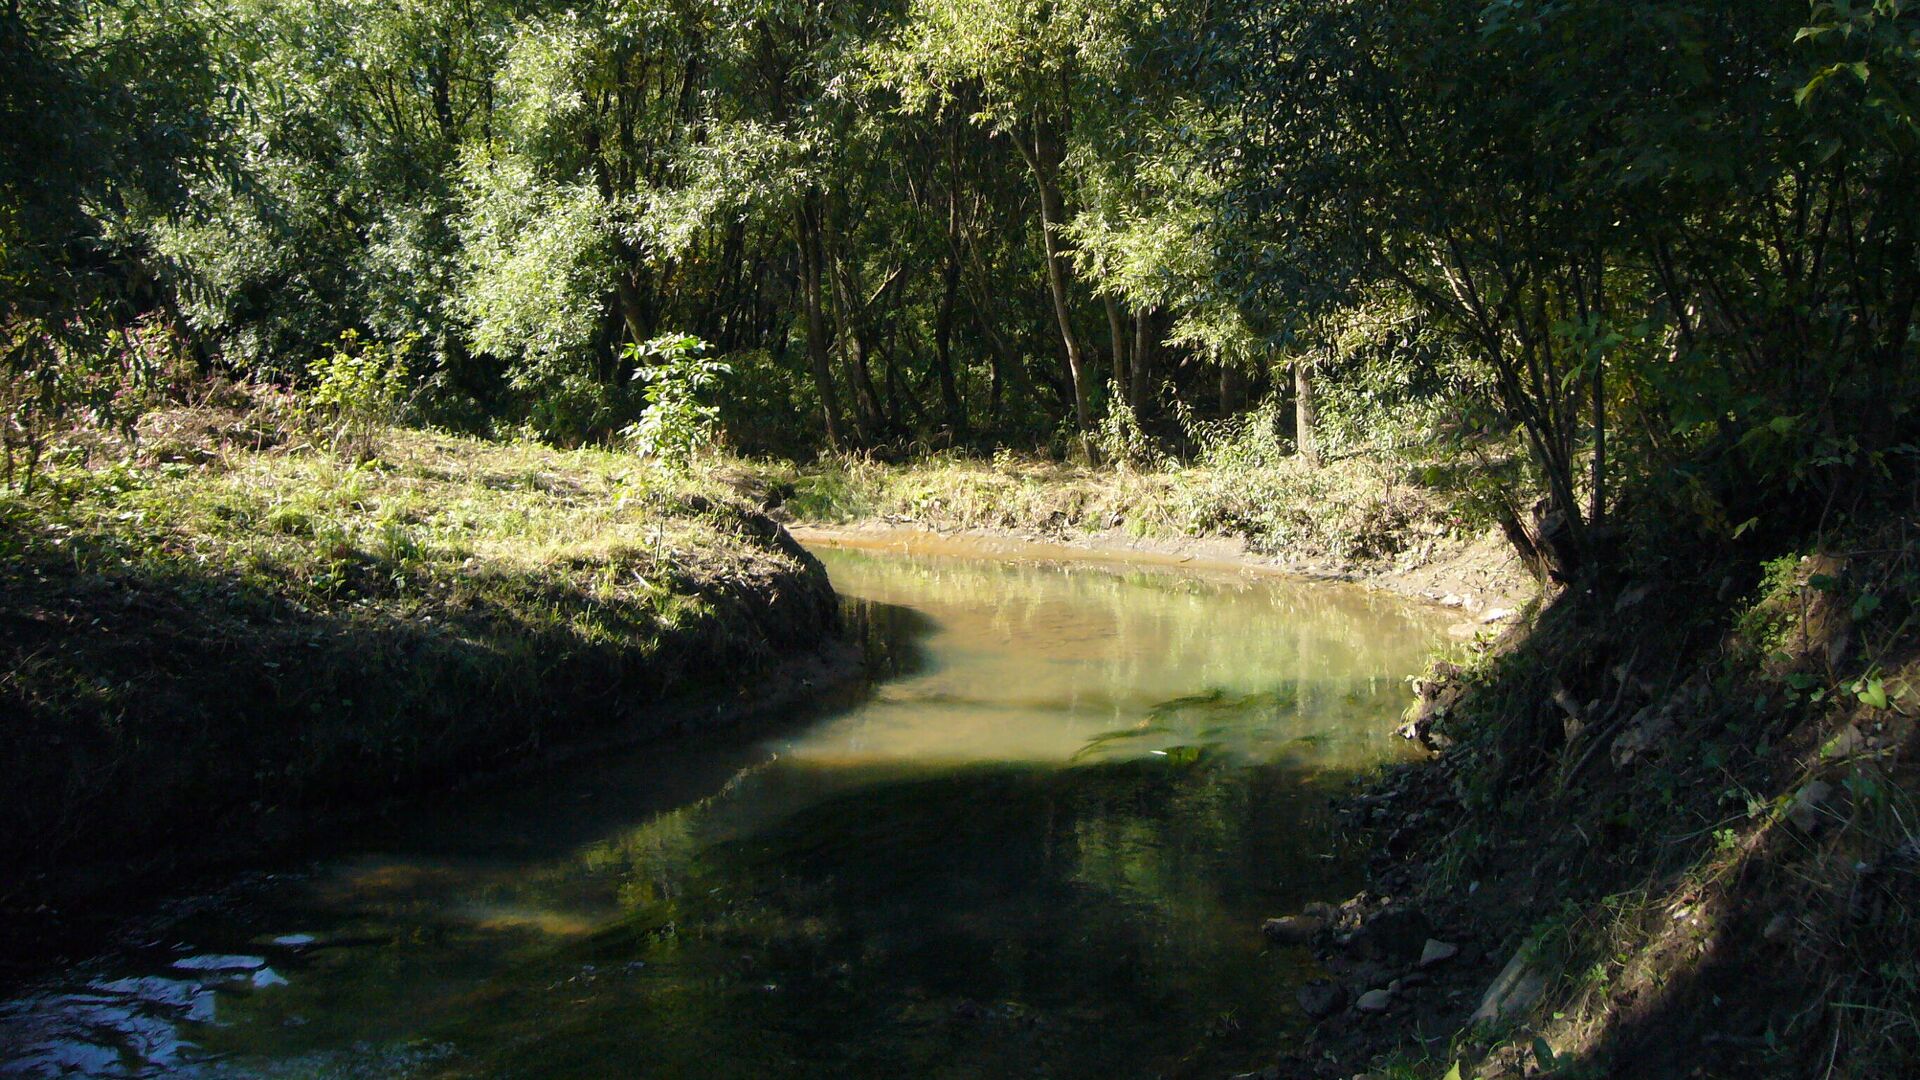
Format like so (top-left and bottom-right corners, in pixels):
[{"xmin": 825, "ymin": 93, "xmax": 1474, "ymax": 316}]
[{"xmin": 0, "ymin": 543, "xmax": 1444, "ymax": 1079}]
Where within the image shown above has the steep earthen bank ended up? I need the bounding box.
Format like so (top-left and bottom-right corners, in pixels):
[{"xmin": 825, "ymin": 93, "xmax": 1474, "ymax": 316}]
[{"xmin": 1250, "ymin": 535, "xmax": 1920, "ymax": 1079}]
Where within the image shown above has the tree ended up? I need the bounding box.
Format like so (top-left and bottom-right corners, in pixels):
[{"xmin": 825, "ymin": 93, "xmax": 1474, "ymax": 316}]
[
  {"xmin": 2, "ymin": 0, "xmax": 231, "ymax": 488},
  {"xmin": 880, "ymin": 0, "xmax": 1143, "ymax": 453},
  {"xmin": 1219, "ymin": 0, "xmax": 1879, "ymax": 577}
]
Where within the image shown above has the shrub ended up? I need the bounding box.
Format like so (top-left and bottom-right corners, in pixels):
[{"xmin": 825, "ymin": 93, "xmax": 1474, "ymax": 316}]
[
  {"xmin": 623, "ymin": 334, "xmax": 730, "ymax": 468},
  {"xmin": 306, "ymin": 330, "xmax": 416, "ymax": 460}
]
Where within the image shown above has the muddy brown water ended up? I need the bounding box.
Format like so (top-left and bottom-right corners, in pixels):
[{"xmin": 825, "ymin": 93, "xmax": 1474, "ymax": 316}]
[{"xmin": 0, "ymin": 540, "xmax": 1446, "ymax": 1078}]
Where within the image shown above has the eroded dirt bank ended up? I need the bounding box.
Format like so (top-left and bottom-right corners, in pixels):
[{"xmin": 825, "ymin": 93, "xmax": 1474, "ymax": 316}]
[
  {"xmin": 1242, "ymin": 534, "xmax": 1920, "ymax": 1079},
  {"xmin": 0, "ymin": 432, "xmax": 853, "ymax": 972}
]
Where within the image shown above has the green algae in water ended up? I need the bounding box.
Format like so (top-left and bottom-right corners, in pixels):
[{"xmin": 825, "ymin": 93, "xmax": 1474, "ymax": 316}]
[{"xmin": 0, "ymin": 546, "xmax": 1445, "ymax": 1079}]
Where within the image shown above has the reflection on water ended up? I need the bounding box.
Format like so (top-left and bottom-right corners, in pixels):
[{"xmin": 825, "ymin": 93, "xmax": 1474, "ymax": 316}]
[{"xmin": 0, "ymin": 545, "xmax": 1444, "ymax": 1079}]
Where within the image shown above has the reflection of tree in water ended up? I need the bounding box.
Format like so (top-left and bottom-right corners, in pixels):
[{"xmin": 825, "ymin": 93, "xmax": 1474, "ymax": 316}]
[
  {"xmin": 438, "ymin": 756, "xmax": 1360, "ymax": 1079},
  {"xmin": 821, "ymin": 548, "xmax": 1444, "ymax": 709},
  {"xmin": 1072, "ymin": 678, "xmax": 1410, "ymax": 769},
  {"xmin": 837, "ymin": 595, "xmax": 936, "ymax": 683}
]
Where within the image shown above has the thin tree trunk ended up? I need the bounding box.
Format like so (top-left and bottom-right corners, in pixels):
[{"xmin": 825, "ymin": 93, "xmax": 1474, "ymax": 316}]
[
  {"xmin": 796, "ymin": 200, "xmax": 845, "ymax": 449},
  {"xmin": 1016, "ymin": 119, "xmax": 1094, "ymax": 455},
  {"xmin": 1105, "ymin": 295, "xmax": 1130, "ymax": 408},
  {"xmin": 963, "ymin": 277, "xmax": 1030, "ymax": 419},
  {"xmin": 935, "ymin": 252, "xmax": 968, "ymax": 435},
  {"xmin": 1131, "ymin": 308, "xmax": 1156, "ymax": 416},
  {"xmin": 1590, "ymin": 355, "xmax": 1606, "ymax": 529},
  {"xmin": 823, "ymin": 223, "xmax": 882, "ymax": 440},
  {"xmin": 1294, "ymin": 352, "xmax": 1320, "ymax": 468}
]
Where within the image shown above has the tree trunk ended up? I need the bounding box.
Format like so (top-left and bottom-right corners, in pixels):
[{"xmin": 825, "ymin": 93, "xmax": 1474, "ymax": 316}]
[
  {"xmin": 962, "ymin": 267, "xmax": 1032, "ymax": 422},
  {"xmin": 934, "ymin": 252, "xmax": 968, "ymax": 436},
  {"xmin": 1589, "ymin": 350, "xmax": 1606, "ymax": 530},
  {"xmin": 1017, "ymin": 119, "xmax": 1094, "ymax": 455},
  {"xmin": 795, "ymin": 200, "xmax": 845, "ymax": 449},
  {"xmin": 1131, "ymin": 308, "xmax": 1156, "ymax": 417},
  {"xmin": 823, "ymin": 223, "xmax": 882, "ymax": 441},
  {"xmin": 1219, "ymin": 361, "xmax": 1243, "ymax": 416},
  {"xmin": 1294, "ymin": 353, "xmax": 1320, "ymax": 468},
  {"xmin": 1105, "ymin": 294, "xmax": 1130, "ymax": 408}
]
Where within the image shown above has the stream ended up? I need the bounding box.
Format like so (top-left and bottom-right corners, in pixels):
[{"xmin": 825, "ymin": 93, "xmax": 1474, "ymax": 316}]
[{"xmin": 0, "ymin": 540, "xmax": 1446, "ymax": 1079}]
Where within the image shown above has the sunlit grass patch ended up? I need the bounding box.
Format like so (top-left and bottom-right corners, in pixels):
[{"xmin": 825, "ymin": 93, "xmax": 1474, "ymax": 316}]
[{"xmin": 754, "ymin": 447, "xmax": 1467, "ymax": 569}]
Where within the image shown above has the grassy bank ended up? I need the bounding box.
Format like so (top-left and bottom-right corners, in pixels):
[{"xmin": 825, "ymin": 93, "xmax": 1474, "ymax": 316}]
[
  {"xmin": 0, "ymin": 422, "xmax": 839, "ymax": 926},
  {"xmin": 768, "ymin": 453, "xmax": 1450, "ymax": 563},
  {"xmin": 740, "ymin": 449, "xmax": 1529, "ymax": 614}
]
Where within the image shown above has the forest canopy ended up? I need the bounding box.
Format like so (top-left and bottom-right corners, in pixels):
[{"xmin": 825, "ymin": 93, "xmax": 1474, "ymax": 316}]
[{"xmin": 4, "ymin": 0, "xmax": 1917, "ymax": 578}]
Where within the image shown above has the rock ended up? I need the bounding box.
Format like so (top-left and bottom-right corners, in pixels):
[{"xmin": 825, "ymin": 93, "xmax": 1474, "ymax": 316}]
[
  {"xmin": 1610, "ymin": 704, "xmax": 1676, "ymax": 769},
  {"xmin": 1613, "ymin": 584, "xmax": 1651, "ymax": 612},
  {"xmin": 1418, "ymin": 939, "xmax": 1460, "ymax": 968},
  {"xmin": 1352, "ymin": 907, "xmax": 1434, "ymax": 964},
  {"xmin": 1296, "ymin": 979, "xmax": 1348, "ymax": 1020},
  {"xmin": 1479, "ymin": 607, "xmax": 1516, "ymax": 624},
  {"xmin": 1471, "ymin": 947, "xmax": 1549, "ymax": 1023},
  {"xmin": 1788, "ymin": 781, "xmax": 1834, "ymax": 833},
  {"xmin": 1302, "ymin": 901, "xmax": 1340, "ymax": 921},
  {"xmin": 1262, "ymin": 915, "xmax": 1326, "ymax": 945},
  {"xmin": 1821, "ymin": 725, "xmax": 1870, "ymax": 762},
  {"xmin": 1354, "ymin": 988, "xmax": 1393, "ymax": 1013}
]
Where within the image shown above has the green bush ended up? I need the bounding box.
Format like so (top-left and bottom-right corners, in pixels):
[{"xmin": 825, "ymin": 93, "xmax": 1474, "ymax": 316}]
[
  {"xmin": 623, "ymin": 334, "xmax": 730, "ymax": 468},
  {"xmin": 306, "ymin": 330, "xmax": 416, "ymax": 461}
]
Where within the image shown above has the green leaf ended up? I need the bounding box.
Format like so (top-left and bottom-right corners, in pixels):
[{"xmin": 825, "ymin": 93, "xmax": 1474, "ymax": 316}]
[
  {"xmin": 1442, "ymin": 1062, "xmax": 1464, "ymax": 1080},
  {"xmin": 1858, "ymin": 678, "xmax": 1888, "ymax": 710}
]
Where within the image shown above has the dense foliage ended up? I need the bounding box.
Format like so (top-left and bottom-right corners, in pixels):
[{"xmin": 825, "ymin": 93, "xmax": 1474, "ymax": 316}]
[{"xmin": 4, "ymin": 0, "xmax": 1916, "ymax": 572}]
